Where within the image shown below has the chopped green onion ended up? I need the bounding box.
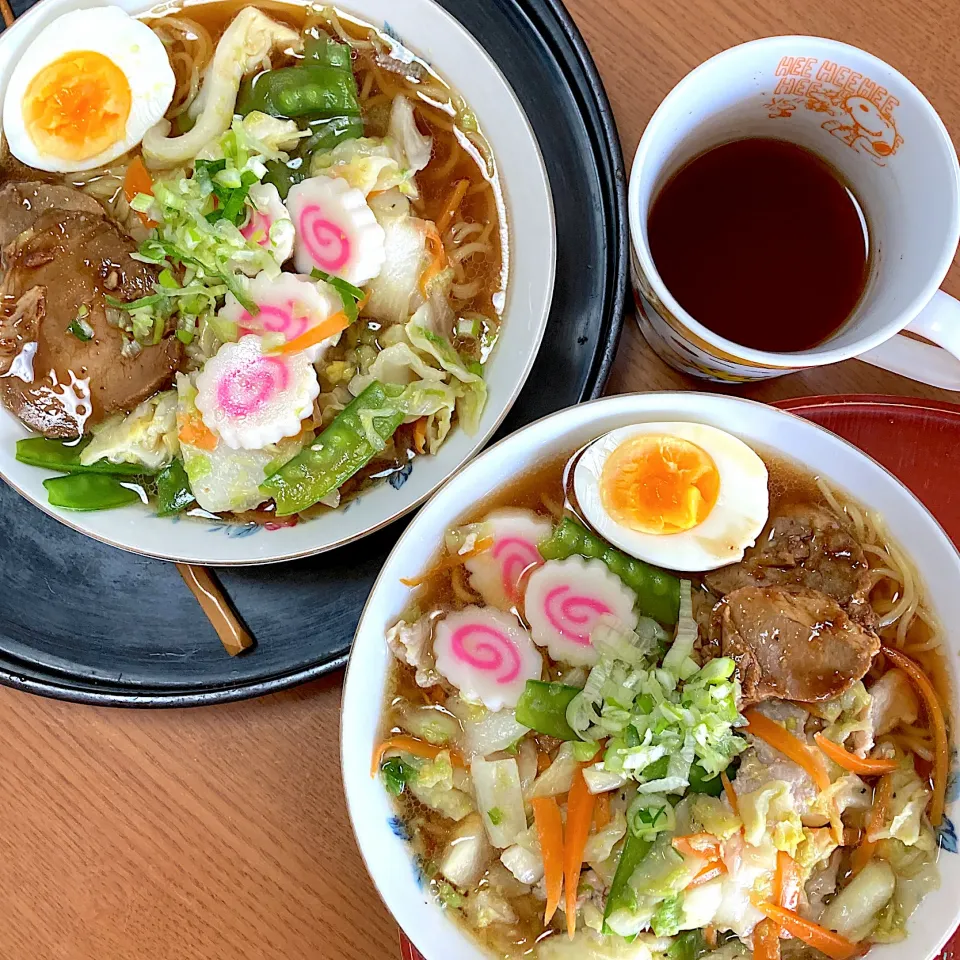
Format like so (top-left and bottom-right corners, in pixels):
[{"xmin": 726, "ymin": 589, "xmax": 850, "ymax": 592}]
[
  {"xmin": 487, "ymin": 807, "xmax": 503, "ymax": 826},
  {"xmin": 67, "ymin": 312, "xmax": 94, "ymax": 341},
  {"xmin": 456, "ymin": 316, "xmax": 481, "ymax": 339},
  {"xmin": 311, "ymin": 267, "xmax": 364, "ymax": 322}
]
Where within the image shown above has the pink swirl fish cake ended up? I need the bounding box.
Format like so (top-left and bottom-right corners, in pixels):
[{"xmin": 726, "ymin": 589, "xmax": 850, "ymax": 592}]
[
  {"xmin": 218, "ymin": 272, "xmax": 343, "ymax": 362},
  {"xmin": 464, "ymin": 509, "xmax": 555, "ymax": 612},
  {"xmin": 523, "ymin": 556, "xmax": 638, "ymax": 666},
  {"xmin": 285, "ymin": 175, "xmax": 386, "ymax": 286},
  {"xmin": 195, "ymin": 334, "xmax": 319, "ymax": 450},
  {"xmin": 433, "ymin": 607, "xmax": 542, "ymax": 712}
]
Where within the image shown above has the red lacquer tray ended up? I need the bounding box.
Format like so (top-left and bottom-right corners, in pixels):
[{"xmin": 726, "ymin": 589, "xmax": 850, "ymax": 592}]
[{"xmin": 399, "ymin": 394, "xmax": 960, "ymax": 960}]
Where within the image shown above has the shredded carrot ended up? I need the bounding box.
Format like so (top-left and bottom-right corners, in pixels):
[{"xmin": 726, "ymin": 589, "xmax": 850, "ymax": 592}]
[
  {"xmin": 744, "ymin": 709, "xmax": 831, "ymax": 791},
  {"xmin": 532, "ymin": 796, "xmax": 564, "ymax": 926},
  {"xmin": 400, "ymin": 536, "xmax": 494, "ymax": 588},
  {"xmin": 849, "ymin": 773, "xmax": 893, "ymax": 875},
  {"xmin": 418, "ymin": 225, "xmax": 448, "ymax": 297},
  {"xmin": 705, "ymin": 925, "xmax": 718, "ymax": 949},
  {"xmin": 436, "ymin": 178, "xmax": 470, "ymax": 234},
  {"xmin": 672, "ymin": 833, "xmax": 721, "ymax": 860},
  {"xmin": 775, "ymin": 851, "xmax": 802, "ymax": 911},
  {"xmin": 271, "ymin": 310, "xmax": 351, "ymax": 356},
  {"xmin": 124, "ymin": 156, "xmax": 156, "ymax": 228},
  {"xmin": 370, "ymin": 735, "xmax": 464, "ymax": 776},
  {"xmin": 754, "ymin": 918, "xmax": 782, "ymax": 960},
  {"xmin": 688, "ymin": 859, "xmax": 726, "ymax": 887},
  {"xmin": 721, "ymin": 770, "xmax": 740, "ymax": 815},
  {"xmin": 813, "ymin": 733, "xmax": 900, "ymax": 776},
  {"xmin": 881, "ymin": 645, "xmax": 949, "ymax": 825},
  {"xmin": 536, "ymin": 750, "xmax": 551, "ymax": 774},
  {"xmin": 593, "ymin": 792, "xmax": 611, "ymax": 830},
  {"xmin": 753, "ymin": 901, "xmax": 859, "ymax": 960},
  {"xmin": 178, "ymin": 414, "xmax": 217, "ymax": 452},
  {"xmin": 771, "ymin": 851, "xmax": 802, "ymax": 940},
  {"xmin": 413, "ymin": 417, "xmax": 427, "ymax": 455},
  {"xmin": 563, "ymin": 767, "xmax": 596, "ymax": 939}
]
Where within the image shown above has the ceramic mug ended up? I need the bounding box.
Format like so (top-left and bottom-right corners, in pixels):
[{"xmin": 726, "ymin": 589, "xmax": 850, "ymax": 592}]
[{"xmin": 628, "ymin": 36, "xmax": 960, "ymax": 386}]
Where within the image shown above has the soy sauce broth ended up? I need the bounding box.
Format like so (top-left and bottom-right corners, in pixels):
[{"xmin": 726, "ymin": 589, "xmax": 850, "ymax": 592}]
[{"xmin": 647, "ymin": 138, "xmax": 870, "ymax": 353}]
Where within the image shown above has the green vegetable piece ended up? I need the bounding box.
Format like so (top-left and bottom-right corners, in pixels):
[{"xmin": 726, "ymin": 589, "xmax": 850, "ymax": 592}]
[
  {"xmin": 538, "ymin": 517, "xmax": 681, "ymax": 625},
  {"xmin": 16, "ymin": 437, "xmax": 150, "ymax": 476},
  {"xmin": 515, "ymin": 680, "xmax": 581, "ymax": 741},
  {"xmin": 380, "ymin": 757, "xmax": 413, "ymax": 796},
  {"xmin": 303, "ymin": 34, "xmax": 353, "ymax": 70},
  {"xmin": 668, "ymin": 930, "xmax": 708, "ymax": 960},
  {"xmin": 238, "ymin": 65, "xmax": 361, "ymax": 120},
  {"xmin": 603, "ymin": 831, "xmax": 653, "ymax": 933},
  {"xmin": 642, "ymin": 756, "xmax": 670, "ymax": 780},
  {"xmin": 688, "ymin": 763, "xmax": 724, "ymax": 797},
  {"xmin": 487, "ymin": 807, "xmax": 503, "ymax": 826},
  {"xmin": 43, "ymin": 474, "xmax": 142, "ymax": 511},
  {"xmin": 67, "ymin": 315, "xmax": 94, "ymax": 341},
  {"xmin": 311, "ymin": 268, "xmax": 364, "ymax": 322},
  {"xmin": 156, "ymin": 460, "xmax": 196, "ymax": 517},
  {"xmin": 262, "ymin": 381, "xmax": 404, "ymax": 515},
  {"xmin": 262, "ymin": 115, "xmax": 364, "ymax": 200},
  {"xmin": 652, "ymin": 895, "xmax": 685, "ymax": 937}
]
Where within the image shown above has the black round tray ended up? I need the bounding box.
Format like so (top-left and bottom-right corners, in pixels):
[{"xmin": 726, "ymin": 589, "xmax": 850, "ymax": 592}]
[{"xmin": 0, "ymin": 0, "xmax": 628, "ymax": 706}]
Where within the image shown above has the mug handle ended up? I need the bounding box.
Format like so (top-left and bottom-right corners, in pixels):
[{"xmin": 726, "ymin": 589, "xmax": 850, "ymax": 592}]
[{"xmin": 858, "ymin": 290, "xmax": 960, "ymax": 390}]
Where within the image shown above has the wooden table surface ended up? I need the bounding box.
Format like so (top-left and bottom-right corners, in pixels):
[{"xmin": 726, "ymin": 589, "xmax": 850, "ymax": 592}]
[{"xmin": 2, "ymin": 0, "xmax": 959, "ymax": 958}]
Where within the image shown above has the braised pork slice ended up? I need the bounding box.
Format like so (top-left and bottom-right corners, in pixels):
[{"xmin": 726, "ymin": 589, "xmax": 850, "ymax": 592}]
[
  {"xmin": 0, "ymin": 182, "xmax": 104, "ymax": 251},
  {"xmin": 0, "ymin": 210, "xmax": 181, "ymax": 437},
  {"xmin": 704, "ymin": 504, "xmax": 873, "ymax": 621},
  {"xmin": 717, "ymin": 585, "xmax": 880, "ymax": 707}
]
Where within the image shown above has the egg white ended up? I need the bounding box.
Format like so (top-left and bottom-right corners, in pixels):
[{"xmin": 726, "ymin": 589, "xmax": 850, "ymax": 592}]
[
  {"xmin": 3, "ymin": 7, "xmax": 175, "ymax": 173},
  {"xmin": 574, "ymin": 421, "xmax": 770, "ymax": 572}
]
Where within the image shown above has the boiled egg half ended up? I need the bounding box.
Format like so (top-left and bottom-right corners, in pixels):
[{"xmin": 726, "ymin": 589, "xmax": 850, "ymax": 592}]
[
  {"xmin": 574, "ymin": 422, "xmax": 769, "ymax": 571},
  {"xmin": 3, "ymin": 7, "xmax": 175, "ymax": 173}
]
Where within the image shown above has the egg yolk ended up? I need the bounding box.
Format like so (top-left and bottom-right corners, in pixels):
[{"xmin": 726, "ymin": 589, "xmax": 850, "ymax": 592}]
[
  {"xmin": 23, "ymin": 51, "xmax": 131, "ymax": 162},
  {"xmin": 600, "ymin": 434, "xmax": 720, "ymax": 535}
]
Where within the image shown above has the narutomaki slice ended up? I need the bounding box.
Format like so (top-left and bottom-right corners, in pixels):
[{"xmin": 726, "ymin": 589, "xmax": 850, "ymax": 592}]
[
  {"xmin": 285, "ymin": 175, "xmax": 386, "ymax": 286},
  {"xmin": 218, "ymin": 272, "xmax": 344, "ymax": 362},
  {"xmin": 194, "ymin": 334, "xmax": 319, "ymax": 450},
  {"xmin": 524, "ymin": 556, "xmax": 638, "ymax": 666},
  {"xmin": 433, "ymin": 607, "xmax": 543, "ymax": 712},
  {"xmin": 465, "ymin": 509, "xmax": 555, "ymax": 612}
]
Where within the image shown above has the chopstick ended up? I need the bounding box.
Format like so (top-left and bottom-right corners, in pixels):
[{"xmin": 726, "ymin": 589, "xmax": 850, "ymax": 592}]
[
  {"xmin": 176, "ymin": 563, "xmax": 255, "ymax": 657},
  {"xmin": 1, "ymin": 0, "xmax": 15, "ymax": 29}
]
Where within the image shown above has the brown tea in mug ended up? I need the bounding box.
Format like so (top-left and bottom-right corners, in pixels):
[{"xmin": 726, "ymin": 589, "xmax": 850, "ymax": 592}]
[{"xmin": 647, "ymin": 138, "xmax": 870, "ymax": 352}]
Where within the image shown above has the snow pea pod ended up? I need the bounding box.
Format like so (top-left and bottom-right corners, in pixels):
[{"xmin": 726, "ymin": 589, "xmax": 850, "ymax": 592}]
[
  {"xmin": 303, "ymin": 34, "xmax": 353, "ymax": 70},
  {"xmin": 262, "ymin": 381, "xmax": 404, "ymax": 516},
  {"xmin": 538, "ymin": 517, "xmax": 680, "ymax": 625},
  {"xmin": 603, "ymin": 831, "xmax": 653, "ymax": 934},
  {"xmin": 43, "ymin": 474, "xmax": 143, "ymax": 511},
  {"xmin": 515, "ymin": 680, "xmax": 581, "ymax": 740},
  {"xmin": 16, "ymin": 436, "xmax": 152, "ymax": 476},
  {"xmin": 238, "ymin": 65, "xmax": 361, "ymax": 121},
  {"xmin": 156, "ymin": 459, "xmax": 195, "ymax": 517}
]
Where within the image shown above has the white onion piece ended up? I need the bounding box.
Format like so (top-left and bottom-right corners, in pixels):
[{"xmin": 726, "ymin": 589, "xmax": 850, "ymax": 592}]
[
  {"xmin": 434, "ymin": 607, "xmax": 542, "ymax": 712},
  {"xmin": 195, "ymin": 334, "xmax": 318, "ymax": 449},
  {"xmin": 465, "ymin": 509, "xmax": 555, "ymax": 612},
  {"xmin": 523, "ymin": 556, "xmax": 639, "ymax": 666},
  {"xmin": 286, "ymin": 175, "xmax": 386, "ymax": 285}
]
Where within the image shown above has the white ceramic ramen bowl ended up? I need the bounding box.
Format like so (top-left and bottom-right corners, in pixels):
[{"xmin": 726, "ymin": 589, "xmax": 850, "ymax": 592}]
[
  {"xmin": 0, "ymin": 0, "xmax": 555, "ymax": 564},
  {"xmin": 342, "ymin": 392, "xmax": 960, "ymax": 960}
]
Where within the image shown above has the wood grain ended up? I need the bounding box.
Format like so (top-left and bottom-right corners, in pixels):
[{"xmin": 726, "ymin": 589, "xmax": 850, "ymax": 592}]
[{"xmin": 1, "ymin": 0, "xmax": 959, "ymax": 957}]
